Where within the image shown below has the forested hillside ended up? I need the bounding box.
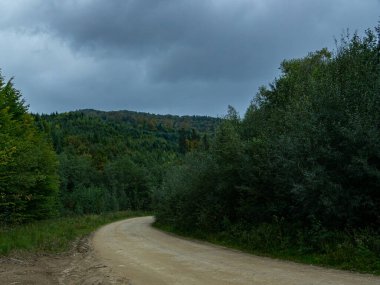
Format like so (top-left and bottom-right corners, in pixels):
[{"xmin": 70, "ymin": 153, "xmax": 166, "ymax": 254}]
[
  {"xmin": 0, "ymin": 76, "xmax": 220, "ymax": 222},
  {"xmin": 155, "ymin": 27, "xmax": 380, "ymax": 272},
  {"xmin": 33, "ymin": 109, "xmax": 220, "ymax": 215}
]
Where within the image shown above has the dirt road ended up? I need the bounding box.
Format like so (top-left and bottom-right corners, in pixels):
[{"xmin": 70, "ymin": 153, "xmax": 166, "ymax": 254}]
[{"xmin": 92, "ymin": 216, "xmax": 380, "ymax": 285}]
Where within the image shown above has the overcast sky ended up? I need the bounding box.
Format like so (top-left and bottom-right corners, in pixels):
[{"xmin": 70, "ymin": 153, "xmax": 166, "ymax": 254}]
[{"xmin": 0, "ymin": 0, "xmax": 379, "ymax": 116}]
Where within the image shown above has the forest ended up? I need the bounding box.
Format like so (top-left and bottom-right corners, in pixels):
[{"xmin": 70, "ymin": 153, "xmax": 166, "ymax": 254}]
[
  {"xmin": 37, "ymin": 109, "xmax": 218, "ymax": 215},
  {"xmin": 1, "ymin": 25, "xmax": 379, "ymax": 272},
  {"xmin": 154, "ymin": 27, "xmax": 380, "ymax": 271},
  {"xmin": 0, "ymin": 91, "xmax": 220, "ymax": 222}
]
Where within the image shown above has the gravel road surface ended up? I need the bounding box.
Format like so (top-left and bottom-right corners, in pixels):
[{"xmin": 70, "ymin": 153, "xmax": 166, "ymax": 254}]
[{"xmin": 92, "ymin": 216, "xmax": 380, "ymax": 285}]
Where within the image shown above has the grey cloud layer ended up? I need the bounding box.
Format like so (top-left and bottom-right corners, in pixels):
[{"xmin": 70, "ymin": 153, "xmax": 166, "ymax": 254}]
[{"xmin": 0, "ymin": 0, "xmax": 379, "ymax": 115}]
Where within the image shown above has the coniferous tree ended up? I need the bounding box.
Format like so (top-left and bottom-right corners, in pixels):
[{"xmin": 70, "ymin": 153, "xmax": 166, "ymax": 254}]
[{"xmin": 0, "ymin": 74, "xmax": 59, "ymax": 224}]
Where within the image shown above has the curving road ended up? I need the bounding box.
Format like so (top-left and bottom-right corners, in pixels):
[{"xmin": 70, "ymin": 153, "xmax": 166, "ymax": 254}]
[{"xmin": 92, "ymin": 216, "xmax": 380, "ymax": 285}]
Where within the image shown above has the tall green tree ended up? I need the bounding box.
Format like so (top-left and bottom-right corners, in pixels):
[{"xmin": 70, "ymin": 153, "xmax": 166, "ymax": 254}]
[{"xmin": 0, "ymin": 74, "xmax": 59, "ymax": 224}]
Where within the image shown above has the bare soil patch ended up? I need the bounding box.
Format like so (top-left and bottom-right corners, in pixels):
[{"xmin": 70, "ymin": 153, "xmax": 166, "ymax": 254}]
[{"xmin": 0, "ymin": 235, "xmax": 128, "ymax": 285}]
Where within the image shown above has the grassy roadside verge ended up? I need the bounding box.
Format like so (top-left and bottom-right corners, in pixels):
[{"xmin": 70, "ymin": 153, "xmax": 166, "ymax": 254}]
[
  {"xmin": 153, "ymin": 222, "xmax": 380, "ymax": 275},
  {"xmin": 0, "ymin": 211, "xmax": 148, "ymax": 256}
]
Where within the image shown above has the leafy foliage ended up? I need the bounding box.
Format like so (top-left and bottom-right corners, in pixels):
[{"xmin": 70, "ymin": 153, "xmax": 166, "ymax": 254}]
[{"xmin": 155, "ymin": 26, "xmax": 380, "ymax": 272}]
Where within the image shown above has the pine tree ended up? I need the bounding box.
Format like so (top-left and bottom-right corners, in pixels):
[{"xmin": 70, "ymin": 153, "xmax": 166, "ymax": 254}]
[{"xmin": 0, "ymin": 74, "xmax": 59, "ymax": 224}]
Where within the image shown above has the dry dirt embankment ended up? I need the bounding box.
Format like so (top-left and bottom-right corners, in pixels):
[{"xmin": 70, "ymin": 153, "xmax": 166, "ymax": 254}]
[
  {"xmin": 92, "ymin": 216, "xmax": 380, "ymax": 285},
  {"xmin": 0, "ymin": 234, "xmax": 127, "ymax": 285}
]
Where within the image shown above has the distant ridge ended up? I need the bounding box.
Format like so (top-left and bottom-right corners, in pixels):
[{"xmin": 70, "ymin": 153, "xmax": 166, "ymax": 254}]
[{"xmin": 70, "ymin": 108, "xmax": 222, "ymax": 133}]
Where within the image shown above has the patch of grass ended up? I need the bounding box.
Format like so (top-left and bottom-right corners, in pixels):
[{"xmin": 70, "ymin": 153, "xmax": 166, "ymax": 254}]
[
  {"xmin": 0, "ymin": 211, "xmax": 148, "ymax": 256},
  {"xmin": 153, "ymin": 222, "xmax": 380, "ymax": 275}
]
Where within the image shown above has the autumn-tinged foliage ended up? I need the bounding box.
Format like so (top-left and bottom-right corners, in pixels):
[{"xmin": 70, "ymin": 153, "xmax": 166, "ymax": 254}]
[{"xmin": 33, "ymin": 109, "xmax": 219, "ymax": 215}]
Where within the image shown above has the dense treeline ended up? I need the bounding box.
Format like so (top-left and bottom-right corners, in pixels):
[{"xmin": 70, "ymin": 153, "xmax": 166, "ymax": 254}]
[
  {"xmin": 155, "ymin": 27, "xmax": 380, "ymax": 270},
  {"xmin": 0, "ymin": 76, "xmax": 219, "ymax": 222},
  {"xmin": 33, "ymin": 109, "xmax": 219, "ymax": 215}
]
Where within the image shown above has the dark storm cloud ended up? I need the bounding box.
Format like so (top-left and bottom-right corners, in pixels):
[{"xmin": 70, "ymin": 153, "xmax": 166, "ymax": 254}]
[
  {"xmin": 27, "ymin": 0, "xmax": 263, "ymax": 81},
  {"xmin": 32, "ymin": 0, "xmax": 378, "ymax": 82},
  {"xmin": 0, "ymin": 0, "xmax": 379, "ymax": 115}
]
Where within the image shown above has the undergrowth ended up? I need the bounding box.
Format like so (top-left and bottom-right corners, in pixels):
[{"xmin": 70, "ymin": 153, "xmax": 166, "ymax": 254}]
[
  {"xmin": 153, "ymin": 221, "xmax": 380, "ymax": 275},
  {"xmin": 0, "ymin": 211, "xmax": 147, "ymax": 255}
]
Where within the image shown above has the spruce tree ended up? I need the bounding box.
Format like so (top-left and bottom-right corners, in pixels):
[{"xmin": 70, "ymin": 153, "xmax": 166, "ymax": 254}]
[{"xmin": 0, "ymin": 73, "xmax": 59, "ymax": 224}]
